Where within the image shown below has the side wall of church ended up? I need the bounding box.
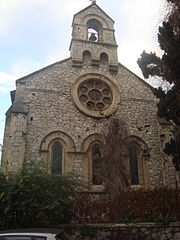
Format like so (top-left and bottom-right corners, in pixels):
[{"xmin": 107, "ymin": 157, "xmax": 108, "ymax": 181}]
[
  {"xmin": 1, "ymin": 58, "xmax": 172, "ymax": 188},
  {"xmin": 158, "ymin": 120, "xmax": 179, "ymax": 188},
  {"xmin": 1, "ymin": 112, "xmax": 27, "ymax": 172}
]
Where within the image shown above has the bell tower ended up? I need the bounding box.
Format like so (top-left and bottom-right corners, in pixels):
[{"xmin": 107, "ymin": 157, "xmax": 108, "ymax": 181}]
[{"xmin": 69, "ymin": 2, "xmax": 118, "ymax": 71}]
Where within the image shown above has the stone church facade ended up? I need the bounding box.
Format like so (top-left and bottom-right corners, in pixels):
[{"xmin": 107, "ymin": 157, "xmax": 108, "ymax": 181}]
[{"xmin": 1, "ymin": 2, "xmax": 179, "ymax": 189}]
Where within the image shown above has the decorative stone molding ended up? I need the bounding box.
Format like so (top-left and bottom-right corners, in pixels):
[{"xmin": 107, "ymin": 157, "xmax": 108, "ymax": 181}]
[
  {"xmin": 127, "ymin": 135, "xmax": 150, "ymax": 188},
  {"xmin": 81, "ymin": 133, "xmax": 105, "ymax": 192},
  {"xmin": 81, "ymin": 133, "xmax": 105, "ymax": 152},
  {"xmin": 40, "ymin": 131, "xmax": 75, "ymax": 152},
  {"xmin": 71, "ymin": 73, "xmax": 120, "ymax": 118},
  {"xmin": 40, "ymin": 131, "xmax": 75, "ymax": 174}
]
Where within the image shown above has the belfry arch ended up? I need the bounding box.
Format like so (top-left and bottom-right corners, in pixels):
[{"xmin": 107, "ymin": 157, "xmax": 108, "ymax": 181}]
[{"xmin": 87, "ymin": 19, "xmax": 103, "ymax": 42}]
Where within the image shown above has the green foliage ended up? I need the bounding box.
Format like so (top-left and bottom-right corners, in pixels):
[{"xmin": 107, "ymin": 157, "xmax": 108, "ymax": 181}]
[
  {"xmin": 164, "ymin": 126, "xmax": 180, "ymax": 170},
  {"xmin": 154, "ymin": 86, "xmax": 178, "ymax": 122},
  {"xmin": 137, "ymin": 51, "xmax": 162, "ymax": 79},
  {"xmin": 137, "ymin": 0, "xmax": 180, "ymax": 170},
  {"xmin": 80, "ymin": 224, "xmax": 97, "ymax": 238},
  {"xmin": 0, "ymin": 164, "xmax": 84, "ymax": 229},
  {"xmin": 158, "ymin": 22, "xmax": 180, "ymax": 84},
  {"xmin": 137, "ymin": 19, "xmax": 180, "ymax": 87}
]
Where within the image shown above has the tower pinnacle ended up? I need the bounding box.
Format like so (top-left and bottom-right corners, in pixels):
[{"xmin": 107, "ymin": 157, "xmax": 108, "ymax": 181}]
[
  {"xmin": 90, "ymin": 0, "xmax": 96, "ymax": 4},
  {"xmin": 70, "ymin": 0, "xmax": 118, "ymax": 71}
]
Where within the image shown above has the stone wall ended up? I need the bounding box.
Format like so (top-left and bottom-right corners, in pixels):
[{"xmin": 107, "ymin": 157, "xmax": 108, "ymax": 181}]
[
  {"xmin": 157, "ymin": 119, "xmax": 178, "ymax": 189},
  {"xmin": 1, "ymin": 112, "xmax": 27, "ymax": 172},
  {"xmin": 60, "ymin": 223, "xmax": 180, "ymax": 240},
  {"xmin": 70, "ymin": 3, "xmax": 118, "ymax": 70},
  {"xmin": 1, "ymin": 57, "xmax": 177, "ymax": 188}
]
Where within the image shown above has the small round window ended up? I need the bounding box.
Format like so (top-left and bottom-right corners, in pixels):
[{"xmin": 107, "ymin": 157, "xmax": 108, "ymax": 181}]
[{"xmin": 78, "ymin": 79, "xmax": 113, "ymax": 111}]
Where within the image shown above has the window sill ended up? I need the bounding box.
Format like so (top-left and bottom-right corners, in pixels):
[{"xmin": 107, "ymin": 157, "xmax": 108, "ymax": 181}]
[
  {"xmin": 131, "ymin": 185, "xmax": 142, "ymax": 189},
  {"xmin": 90, "ymin": 184, "xmax": 105, "ymax": 193}
]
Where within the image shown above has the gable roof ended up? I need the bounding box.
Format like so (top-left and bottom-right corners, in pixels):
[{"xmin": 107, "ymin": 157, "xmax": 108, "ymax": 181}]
[
  {"xmin": 16, "ymin": 57, "xmax": 71, "ymax": 83},
  {"xmin": 118, "ymin": 62, "xmax": 155, "ymax": 92},
  {"xmin": 72, "ymin": 3, "xmax": 114, "ymax": 26},
  {"xmin": 15, "ymin": 57, "xmax": 154, "ymax": 94}
]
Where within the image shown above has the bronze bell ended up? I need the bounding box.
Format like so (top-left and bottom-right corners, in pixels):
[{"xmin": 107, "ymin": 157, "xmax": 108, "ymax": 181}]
[{"xmin": 89, "ymin": 32, "xmax": 97, "ymax": 41}]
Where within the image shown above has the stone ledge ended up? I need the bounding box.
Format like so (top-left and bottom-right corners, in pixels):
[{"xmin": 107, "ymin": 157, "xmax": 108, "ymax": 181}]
[
  {"xmin": 56, "ymin": 223, "xmax": 180, "ymax": 240},
  {"xmin": 58, "ymin": 222, "xmax": 180, "ymax": 229}
]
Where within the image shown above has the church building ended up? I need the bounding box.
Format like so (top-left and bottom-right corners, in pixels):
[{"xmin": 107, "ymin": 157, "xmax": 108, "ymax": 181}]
[{"xmin": 1, "ymin": 1, "xmax": 179, "ymax": 190}]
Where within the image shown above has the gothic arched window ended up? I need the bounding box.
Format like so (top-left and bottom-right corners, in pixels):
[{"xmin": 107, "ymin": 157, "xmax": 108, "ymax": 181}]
[
  {"xmin": 129, "ymin": 145, "xmax": 139, "ymax": 185},
  {"xmin": 51, "ymin": 142, "xmax": 62, "ymax": 175},
  {"xmin": 92, "ymin": 143, "xmax": 102, "ymax": 185}
]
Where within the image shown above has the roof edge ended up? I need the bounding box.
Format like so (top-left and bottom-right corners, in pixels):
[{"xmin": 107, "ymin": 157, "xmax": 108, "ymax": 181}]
[
  {"xmin": 118, "ymin": 62, "xmax": 155, "ymax": 93},
  {"xmin": 16, "ymin": 57, "xmax": 71, "ymax": 83},
  {"xmin": 72, "ymin": 3, "xmax": 114, "ymax": 26}
]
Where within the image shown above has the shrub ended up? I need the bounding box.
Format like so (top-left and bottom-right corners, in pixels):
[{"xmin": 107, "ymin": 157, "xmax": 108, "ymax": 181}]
[
  {"xmin": 72, "ymin": 188, "xmax": 180, "ymax": 223},
  {"xmin": 0, "ymin": 164, "xmax": 84, "ymax": 229}
]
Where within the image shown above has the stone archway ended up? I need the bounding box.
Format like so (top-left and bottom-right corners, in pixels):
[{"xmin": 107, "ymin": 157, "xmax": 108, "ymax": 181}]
[
  {"xmin": 40, "ymin": 131, "xmax": 75, "ymax": 174},
  {"xmin": 126, "ymin": 136, "xmax": 150, "ymax": 188}
]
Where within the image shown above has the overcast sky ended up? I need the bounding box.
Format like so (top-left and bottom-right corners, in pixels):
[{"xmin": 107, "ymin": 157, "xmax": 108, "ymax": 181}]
[{"xmin": 0, "ymin": 0, "xmax": 165, "ymax": 146}]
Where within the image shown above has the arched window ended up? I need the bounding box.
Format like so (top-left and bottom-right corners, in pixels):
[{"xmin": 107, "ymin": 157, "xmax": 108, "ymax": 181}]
[
  {"xmin": 129, "ymin": 145, "xmax": 139, "ymax": 185},
  {"xmin": 83, "ymin": 50, "xmax": 91, "ymax": 61},
  {"xmin": 92, "ymin": 143, "xmax": 102, "ymax": 185},
  {"xmin": 87, "ymin": 19, "xmax": 102, "ymax": 42},
  {"xmin": 51, "ymin": 142, "xmax": 62, "ymax": 175},
  {"xmin": 126, "ymin": 136, "xmax": 150, "ymax": 188},
  {"xmin": 40, "ymin": 131, "xmax": 75, "ymax": 175},
  {"xmin": 100, "ymin": 52, "xmax": 108, "ymax": 63}
]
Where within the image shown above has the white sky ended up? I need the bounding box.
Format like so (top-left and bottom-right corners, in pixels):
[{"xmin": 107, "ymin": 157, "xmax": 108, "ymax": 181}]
[{"xmin": 0, "ymin": 0, "xmax": 166, "ymax": 147}]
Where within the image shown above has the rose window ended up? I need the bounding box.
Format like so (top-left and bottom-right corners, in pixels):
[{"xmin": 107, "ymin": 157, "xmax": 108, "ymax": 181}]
[{"xmin": 78, "ymin": 79, "xmax": 113, "ymax": 111}]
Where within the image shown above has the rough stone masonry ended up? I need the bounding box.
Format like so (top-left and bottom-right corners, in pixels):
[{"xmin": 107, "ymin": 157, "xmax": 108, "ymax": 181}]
[{"xmin": 1, "ymin": 2, "xmax": 179, "ymax": 190}]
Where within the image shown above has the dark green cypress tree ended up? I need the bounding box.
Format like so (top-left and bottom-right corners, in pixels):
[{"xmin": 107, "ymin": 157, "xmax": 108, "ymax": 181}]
[{"xmin": 137, "ymin": 0, "xmax": 180, "ymax": 170}]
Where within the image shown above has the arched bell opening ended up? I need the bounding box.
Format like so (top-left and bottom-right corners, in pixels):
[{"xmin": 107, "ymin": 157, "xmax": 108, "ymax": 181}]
[{"xmin": 87, "ymin": 19, "xmax": 103, "ymax": 42}]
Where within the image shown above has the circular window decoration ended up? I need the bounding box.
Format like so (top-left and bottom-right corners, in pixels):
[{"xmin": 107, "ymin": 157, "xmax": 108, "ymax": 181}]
[
  {"xmin": 78, "ymin": 79, "xmax": 113, "ymax": 111},
  {"xmin": 71, "ymin": 73, "xmax": 120, "ymax": 118}
]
